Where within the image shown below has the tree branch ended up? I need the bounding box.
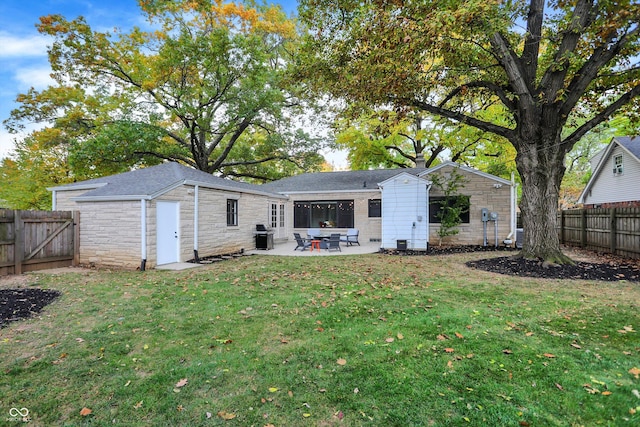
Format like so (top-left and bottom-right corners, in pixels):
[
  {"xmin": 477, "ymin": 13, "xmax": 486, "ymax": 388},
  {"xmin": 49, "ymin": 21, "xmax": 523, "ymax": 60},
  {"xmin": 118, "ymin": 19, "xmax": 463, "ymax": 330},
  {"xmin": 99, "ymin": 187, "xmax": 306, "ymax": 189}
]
[
  {"xmin": 404, "ymin": 97, "xmax": 516, "ymax": 141},
  {"xmin": 538, "ymin": 0, "xmax": 595, "ymax": 101},
  {"xmin": 521, "ymin": 0, "xmax": 544, "ymax": 82},
  {"xmin": 439, "ymin": 81, "xmax": 516, "ymax": 112},
  {"xmin": 560, "ymin": 24, "xmax": 640, "ymax": 117},
  {"xmin": 563, "ymin": 83, "xmax": 640, "ymax": 148}
]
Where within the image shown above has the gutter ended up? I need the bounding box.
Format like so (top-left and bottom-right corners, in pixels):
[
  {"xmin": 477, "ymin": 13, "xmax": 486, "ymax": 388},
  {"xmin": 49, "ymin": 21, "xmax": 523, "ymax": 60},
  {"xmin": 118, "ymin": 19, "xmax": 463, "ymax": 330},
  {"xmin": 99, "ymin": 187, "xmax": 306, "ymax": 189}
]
[
  {"xmin": 140, "ymin": 199, "xmax": 147, "ymax": 271},
  {"xmin": 193, "ymin": 185, "xmax": 200, "ymax": 263}
]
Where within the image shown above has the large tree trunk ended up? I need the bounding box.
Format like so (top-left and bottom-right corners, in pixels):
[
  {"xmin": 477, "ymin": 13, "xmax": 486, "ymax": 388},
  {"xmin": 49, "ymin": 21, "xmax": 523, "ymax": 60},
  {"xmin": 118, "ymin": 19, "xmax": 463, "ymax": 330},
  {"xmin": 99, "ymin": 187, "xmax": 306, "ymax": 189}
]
[{"xmin": 515, "ymin": 131, "xmax": 574, "ymax": 264}]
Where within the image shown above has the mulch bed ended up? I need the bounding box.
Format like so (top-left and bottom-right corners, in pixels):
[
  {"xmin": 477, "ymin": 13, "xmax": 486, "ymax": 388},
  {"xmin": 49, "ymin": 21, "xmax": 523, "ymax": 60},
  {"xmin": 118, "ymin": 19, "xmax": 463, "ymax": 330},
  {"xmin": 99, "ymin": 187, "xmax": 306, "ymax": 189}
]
[
  {"xmin": 466, "ymin": 257, "xmax": 640, "ymax": 281},
  {"xmin": 383, "ymin": 245, "xmax": 640, "ymax": 282},
  {"xmin": 0, "ymin": 288, "xmax": 61, "ymax": 329}
]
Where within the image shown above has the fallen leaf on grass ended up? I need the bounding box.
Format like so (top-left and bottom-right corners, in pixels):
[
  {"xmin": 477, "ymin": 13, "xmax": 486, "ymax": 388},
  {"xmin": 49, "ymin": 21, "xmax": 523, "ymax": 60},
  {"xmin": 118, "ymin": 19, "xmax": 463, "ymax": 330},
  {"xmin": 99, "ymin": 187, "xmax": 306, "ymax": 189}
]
[
  {"xmin": 571, "ymin": 343, "xmax": 582, "ymax": 349},
  {"xmin": 629, "ymin": 367, "xmax": 640, "ymax": 379},
  {"xmin": 80, "ymin": 407, "xmax": 92, "ymax": 417},
  {"xmin": 602, "ymin": 391, "xmax": 612, "ymax": 396},
  {"xmin": 134, "ymin": 401, "xmax": 143, "ymax": 409},
  {"xmin": 175, "ymin": 378, "xmax": 188, "ymax": 388},
  {"xmin": 555, "ymin": 383, "xmax": 563, "ymax": 391},
  {"xmin": 385, "ymin": 337, "xmax": 395, "ymax": 343},
  {"xmin": 397, "ymin": 333, "xmax": 404, "ymax": 340},
  {"xmin": 437, "ymin": 334, "xmax": 449, "ymax": 341},
  {"xmin": 543, "ymin": 353, "xmax": 556, "ymax": 358},
  {"xmin": 444, "ymin": 348, "xmax": 455, "ymax": 353},
  {"xmin": 503, "ymin": 349, "xmax": 513, "ymax": 354},
  {"xmin": 217, "ymin": 411, "xmax": 236, "ymax": 420},
  {"xmin": 584, "ymin": 384, "xmax": 600, "ymax": 394},
  {"xmin": 455, "ymin": 332, "xmax": 464, "ymax": 339},
  {"xmin": 337, "ymin": 358, "xmax": 347, "ymax": 365},
  {"xmin": 206, "ymin": 412, "xmax": 212, "ymax": 419},
  {"xmin": 268, "ymin": 387, "xmax": 278, "ymax": 392}
]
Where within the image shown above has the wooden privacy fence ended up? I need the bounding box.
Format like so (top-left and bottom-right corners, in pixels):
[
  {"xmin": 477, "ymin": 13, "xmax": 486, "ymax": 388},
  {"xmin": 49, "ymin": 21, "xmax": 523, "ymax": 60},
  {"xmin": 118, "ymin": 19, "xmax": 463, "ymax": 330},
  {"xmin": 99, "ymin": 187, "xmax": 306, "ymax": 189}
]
[
  {"xmin": 558, "ymin": 207, "xmax": 640, "ymax": 259},
  {"xmin": 0, "ymin": 209, "xmax": 79, "ymax": 276}
]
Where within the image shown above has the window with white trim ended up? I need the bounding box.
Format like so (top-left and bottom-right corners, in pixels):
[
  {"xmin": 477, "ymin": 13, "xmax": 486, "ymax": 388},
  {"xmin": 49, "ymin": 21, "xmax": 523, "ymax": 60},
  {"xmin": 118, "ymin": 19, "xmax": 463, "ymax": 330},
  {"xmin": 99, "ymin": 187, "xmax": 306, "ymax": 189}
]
[
  {"xmin": 271, "ymin": 203, "xmax": 278, "ymax": 228},
  {"xmin": 613, "ymin": 154, "xmax": 623, "ymax": 175},
  {"xmin": 226, "ymin": 199, "xmax": 238, "ymax": 226}
]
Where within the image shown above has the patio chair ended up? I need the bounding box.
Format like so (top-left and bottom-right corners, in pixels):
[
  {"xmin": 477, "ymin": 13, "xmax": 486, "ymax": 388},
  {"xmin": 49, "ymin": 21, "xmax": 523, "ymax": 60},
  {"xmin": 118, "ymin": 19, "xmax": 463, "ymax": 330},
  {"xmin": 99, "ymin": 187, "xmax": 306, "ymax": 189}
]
[
  {"xmin": 293, "ymin": 233, "xmax": 312, "ymax": 251},
  {"xmin": 327, "ymin": 233, "xmax": 342, "ymax": 252},
  {"xmin": 340, "ymin": 228, "xmax": 360, "ymax": 246}
]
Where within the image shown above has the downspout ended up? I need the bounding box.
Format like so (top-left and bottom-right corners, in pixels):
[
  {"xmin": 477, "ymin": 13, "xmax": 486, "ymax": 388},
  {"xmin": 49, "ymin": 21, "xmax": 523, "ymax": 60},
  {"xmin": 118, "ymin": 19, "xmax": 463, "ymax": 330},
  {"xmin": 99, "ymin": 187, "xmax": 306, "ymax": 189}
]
[
  {"xmin": 193, "ymin": 185, "xmax": 200, "ymax": 263},
  {"xmin": 140, "ymin": 199, "xmax": 147, "ymax": 271},
  {"xmin": 426, "ymin": 181, "xmax": 432, "ymax": 251},
  {"xmin": 505, "ymin": 173, "xmax": 517, "ymax": 244},
  {"xmin": 51, "ymin": 190, "xmax": 57, "ymax": 211}
]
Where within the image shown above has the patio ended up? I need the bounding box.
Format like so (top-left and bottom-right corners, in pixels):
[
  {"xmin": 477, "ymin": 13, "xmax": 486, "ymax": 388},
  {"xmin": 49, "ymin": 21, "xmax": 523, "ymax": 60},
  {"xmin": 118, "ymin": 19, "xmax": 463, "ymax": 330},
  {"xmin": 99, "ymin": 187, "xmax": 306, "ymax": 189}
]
[{"xmin": 247, "ymin": 239, "xmax": 381, "ymax": 256}]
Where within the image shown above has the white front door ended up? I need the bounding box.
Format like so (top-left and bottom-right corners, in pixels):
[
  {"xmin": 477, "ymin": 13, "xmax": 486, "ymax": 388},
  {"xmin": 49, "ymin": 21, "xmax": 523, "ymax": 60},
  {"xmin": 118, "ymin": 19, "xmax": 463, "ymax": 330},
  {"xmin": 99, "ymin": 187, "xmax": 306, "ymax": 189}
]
[{"xmin": 156, "ymin": 201, "xmax": 180, "ymax": 265}]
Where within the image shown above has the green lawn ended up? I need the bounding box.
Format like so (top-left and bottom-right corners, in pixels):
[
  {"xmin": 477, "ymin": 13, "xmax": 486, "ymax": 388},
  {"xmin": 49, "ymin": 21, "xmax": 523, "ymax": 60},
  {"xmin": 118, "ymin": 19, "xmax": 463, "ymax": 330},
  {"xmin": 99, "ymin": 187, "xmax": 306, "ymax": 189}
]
[{"xmin": 1, "ymin": 253, "xmax": 639, "ymax": 426}]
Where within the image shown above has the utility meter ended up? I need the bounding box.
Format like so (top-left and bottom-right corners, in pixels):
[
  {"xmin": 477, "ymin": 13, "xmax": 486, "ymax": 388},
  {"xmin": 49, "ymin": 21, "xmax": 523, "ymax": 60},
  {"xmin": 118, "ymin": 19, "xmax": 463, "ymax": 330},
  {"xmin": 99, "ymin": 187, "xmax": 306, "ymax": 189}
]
[
  {"xmin": 490, "ymin": 212, "xmax": 498, "ymax": 220},
  {"xmin": 481, "ymin": 208, "xmax": 489, "ymax": 222}
]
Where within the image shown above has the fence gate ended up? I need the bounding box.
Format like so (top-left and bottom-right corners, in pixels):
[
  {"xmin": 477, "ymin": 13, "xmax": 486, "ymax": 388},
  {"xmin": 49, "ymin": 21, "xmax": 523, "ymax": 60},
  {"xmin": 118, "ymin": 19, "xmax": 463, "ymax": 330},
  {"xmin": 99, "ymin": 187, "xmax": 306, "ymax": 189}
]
[{"xmin": 0, "ymin": 209, "xmax": 79, "ymax": 276}]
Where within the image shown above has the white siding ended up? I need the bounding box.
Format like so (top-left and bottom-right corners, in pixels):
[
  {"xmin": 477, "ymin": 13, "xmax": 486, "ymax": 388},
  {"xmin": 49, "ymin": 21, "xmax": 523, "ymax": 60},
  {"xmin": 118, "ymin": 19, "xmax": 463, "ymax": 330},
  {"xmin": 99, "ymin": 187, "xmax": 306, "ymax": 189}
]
[
  {"xmin": 584, "ymin": 145, "xmax": 640, "ymax": 205},
  {"xmin": 380, "ymin": 175, "xmax": 429, "ymax": 250}
]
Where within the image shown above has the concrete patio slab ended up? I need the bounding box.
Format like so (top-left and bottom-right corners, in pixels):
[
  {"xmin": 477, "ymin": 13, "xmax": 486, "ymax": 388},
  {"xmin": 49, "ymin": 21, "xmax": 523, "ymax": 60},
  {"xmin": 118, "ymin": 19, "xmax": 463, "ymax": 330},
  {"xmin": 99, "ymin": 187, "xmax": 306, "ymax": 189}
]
[
  {"xmin": 155, "ymin": 262, "xmax": 204, "ymax": 271},
  {"xmin": 246, "ymin": 240, "xmax": 381, "ymax": 256}
]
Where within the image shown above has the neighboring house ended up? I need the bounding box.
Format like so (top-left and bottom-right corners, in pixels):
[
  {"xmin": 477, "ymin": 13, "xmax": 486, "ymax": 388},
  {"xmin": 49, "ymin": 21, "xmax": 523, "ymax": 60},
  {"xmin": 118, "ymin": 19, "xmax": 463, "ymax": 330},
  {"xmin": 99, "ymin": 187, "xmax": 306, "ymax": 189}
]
[
  {"xmin": 50, "ymin": 161, "xmax": 516, "ymax": 269},
  {"xmin": 579, "ymin": 136, "xmax": 640, "ymax": 208},
  {"xmin": 262, "ymin": 161, "xmax": 517, "ymax": 250},
  {"xmin": 49, "ymin": 162, "xmax": 287, "ymax": 270}
]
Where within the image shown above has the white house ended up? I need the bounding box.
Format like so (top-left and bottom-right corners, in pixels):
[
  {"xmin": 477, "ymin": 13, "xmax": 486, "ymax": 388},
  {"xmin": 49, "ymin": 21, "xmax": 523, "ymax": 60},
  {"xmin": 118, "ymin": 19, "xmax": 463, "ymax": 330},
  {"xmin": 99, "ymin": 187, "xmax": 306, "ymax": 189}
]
[
  {"xmin": 579, "ymin": 136, "xmax": 640, "ymax": 208},
  {"xmin": 50, "ymin": 161, "xmax": 517, "ymax": 269},
  {"xmin": 49, "ymin": 162, "xmax": 287, "ymax": 270}
]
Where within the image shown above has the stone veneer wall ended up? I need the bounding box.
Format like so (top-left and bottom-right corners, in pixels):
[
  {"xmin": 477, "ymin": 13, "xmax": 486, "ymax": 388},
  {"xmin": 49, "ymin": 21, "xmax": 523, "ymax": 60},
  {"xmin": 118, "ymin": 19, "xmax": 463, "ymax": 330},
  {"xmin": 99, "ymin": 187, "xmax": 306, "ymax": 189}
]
[
  {"xmin": 55, "ymin": 185, "xmax": 282, "ymax": 269},
  {"xmin": 55, "ymin": 190, "xmax": 142, "ymax": 268},
  {"xmin": 155, "ymin": 186, "xmax": 279, "ymax": 264},
  {"xmin": 428, "ymin": 165, "xmax": 513, "ymax": 246}
]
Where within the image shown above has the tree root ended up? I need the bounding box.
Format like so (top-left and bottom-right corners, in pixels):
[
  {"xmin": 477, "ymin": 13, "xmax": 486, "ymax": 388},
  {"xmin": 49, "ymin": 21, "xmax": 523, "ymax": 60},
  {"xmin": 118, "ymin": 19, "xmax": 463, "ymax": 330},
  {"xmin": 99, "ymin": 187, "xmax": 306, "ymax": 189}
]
[{"xmin": 514, "ymin": 251, "xmax": 576, "ymax": 266}]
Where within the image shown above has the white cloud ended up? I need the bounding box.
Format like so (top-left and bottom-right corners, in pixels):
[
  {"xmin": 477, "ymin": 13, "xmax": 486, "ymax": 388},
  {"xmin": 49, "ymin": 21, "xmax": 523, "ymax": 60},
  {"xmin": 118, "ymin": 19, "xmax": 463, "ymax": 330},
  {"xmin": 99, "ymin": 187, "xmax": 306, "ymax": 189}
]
[
  {"xmin": 14, "ymin": 66, "xmax": 54, "ymax": 91},
  {"xmin": 0, "ymin": 123, "xmax": 47, "ymax": 161},
  {"xmin": 0, "ymin": 130, "xmax": 18, "ymax": 159},
  {"xmin": 0, "ymin": 32, "xmax": 49, "ymax": 58}
]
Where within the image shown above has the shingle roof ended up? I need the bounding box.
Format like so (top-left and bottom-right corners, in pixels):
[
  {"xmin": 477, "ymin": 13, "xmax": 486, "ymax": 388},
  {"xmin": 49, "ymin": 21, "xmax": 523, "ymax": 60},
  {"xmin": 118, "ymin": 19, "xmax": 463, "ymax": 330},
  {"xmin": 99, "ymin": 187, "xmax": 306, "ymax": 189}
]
[
  {"xmin": 49, "ymin": 162, "xmax": 283, "ymax": 200},
  {"xmin": 260, "ymin": 168, "xmax": 429, "ymax": 193},
  {"xmin": 615, "ymin": 136, "xmax": 640, "ymax": 160}
]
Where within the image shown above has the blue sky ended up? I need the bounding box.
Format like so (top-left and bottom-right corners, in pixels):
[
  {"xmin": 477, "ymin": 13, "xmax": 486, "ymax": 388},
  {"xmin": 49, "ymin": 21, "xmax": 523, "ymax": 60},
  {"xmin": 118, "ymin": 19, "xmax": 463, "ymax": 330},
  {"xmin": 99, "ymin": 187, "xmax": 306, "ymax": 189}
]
[{"xmin": 0, "ymin": 0, "xmax": 300, "ymax": 160}]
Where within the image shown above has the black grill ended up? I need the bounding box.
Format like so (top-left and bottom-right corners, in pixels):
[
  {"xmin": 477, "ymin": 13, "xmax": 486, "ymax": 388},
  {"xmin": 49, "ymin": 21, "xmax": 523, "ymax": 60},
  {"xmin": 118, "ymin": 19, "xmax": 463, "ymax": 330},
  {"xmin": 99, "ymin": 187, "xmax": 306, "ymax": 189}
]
[{"xmin": 255, "ymin": 224, "xmax": 274, "ymax": 250}]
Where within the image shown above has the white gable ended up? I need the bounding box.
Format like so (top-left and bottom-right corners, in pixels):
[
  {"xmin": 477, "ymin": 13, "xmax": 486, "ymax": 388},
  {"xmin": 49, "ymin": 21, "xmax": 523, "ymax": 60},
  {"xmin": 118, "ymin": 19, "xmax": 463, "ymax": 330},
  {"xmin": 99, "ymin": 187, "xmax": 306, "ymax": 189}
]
[{"xmin": 378, "ymin": 173, "xmax": 430, "ymax": 250}]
